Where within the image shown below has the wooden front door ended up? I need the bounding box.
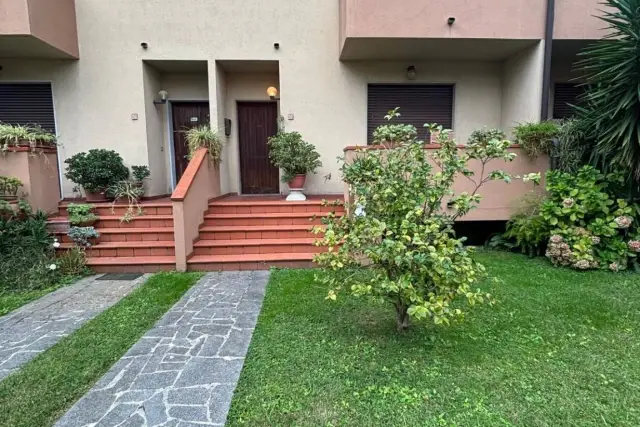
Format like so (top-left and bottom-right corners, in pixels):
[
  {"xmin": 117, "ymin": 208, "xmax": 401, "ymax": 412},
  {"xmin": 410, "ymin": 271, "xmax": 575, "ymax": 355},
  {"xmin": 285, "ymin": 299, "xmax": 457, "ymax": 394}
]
[
  {"xmin": 238, "ymin": 102, "xmax": 279, "ymax": 194},
  {"xmin": 172, "ymin": 102, "xmax": 210, "ymax": 183}
]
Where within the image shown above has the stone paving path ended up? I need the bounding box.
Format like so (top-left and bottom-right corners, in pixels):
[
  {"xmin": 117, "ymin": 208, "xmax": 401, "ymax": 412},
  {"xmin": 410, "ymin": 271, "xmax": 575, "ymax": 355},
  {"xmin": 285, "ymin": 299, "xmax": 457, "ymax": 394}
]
[
  {"xmin": 55, "ymin": 270, "xmax": 269, "ymax": 427},
  {"xmin": 0, "ymin": 274, "xmax": 147, "ymax": 382}
]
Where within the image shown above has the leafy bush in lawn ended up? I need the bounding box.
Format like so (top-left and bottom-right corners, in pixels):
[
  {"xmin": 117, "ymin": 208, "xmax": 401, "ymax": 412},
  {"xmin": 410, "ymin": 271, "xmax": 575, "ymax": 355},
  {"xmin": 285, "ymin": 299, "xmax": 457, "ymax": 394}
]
[
  {"xmin": 314, "ymin": 108, "xmax": 538, "ymax": 330},
  {"xmin": 0, "ymin": 202, "xmax": 87, "ymax": 292},
  {"xmin": 505, "ymin": 165, "xmax": 640, "ymax": 271}
]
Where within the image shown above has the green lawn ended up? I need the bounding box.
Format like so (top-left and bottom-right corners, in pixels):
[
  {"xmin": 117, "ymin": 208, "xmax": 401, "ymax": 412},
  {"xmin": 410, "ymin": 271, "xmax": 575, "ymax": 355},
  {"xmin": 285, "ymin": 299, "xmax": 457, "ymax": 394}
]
[
  {"xmin": 0, "ymin": 276, "xmax": 84, "ymax": 317},
  {"xmin": 228, "ymin": 252, "xmax": 640, "ymax": 427},
  {"xmin": 0, "ymin": 271, "xmax": 203, "ymax": 427}
]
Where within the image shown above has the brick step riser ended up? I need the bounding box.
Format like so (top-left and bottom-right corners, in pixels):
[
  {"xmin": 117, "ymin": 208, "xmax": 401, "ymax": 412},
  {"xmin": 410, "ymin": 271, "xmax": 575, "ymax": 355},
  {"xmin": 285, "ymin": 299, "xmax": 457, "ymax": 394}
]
[
  {"xmin": 193, "ymin": 244, "xmax": 324, "ymax": 256},
  {"xmin": 208, "ymin": 206, "xmax": 343, "ymax": 215},
  {"xmin": 188, "ymin": 260, "xmax": 316, "ymax": 271},
  {"xmin": 56, "ymin": 233, "xmax": 175, "ymax": 244},
  {"xmin": 199, "ymin": 230, "xmax": 320, "ymax": 240},
  {"xmin": 98, "ymin": 219, "xmax": 174, "ymax": 228},
  {"xmin": 59, "ymin": 206, "xmax": 173, "ymax": 217},
  {"xmin": 55, "ymin": 247, "xmax": 175, "ymax": 257},
  {"xmin": 91, "ymin": 264, "xmax": 175, "ymax": 274},
  {"xmin": 203, "ymin": 218, "xmax": 324, "ymax": 227}
]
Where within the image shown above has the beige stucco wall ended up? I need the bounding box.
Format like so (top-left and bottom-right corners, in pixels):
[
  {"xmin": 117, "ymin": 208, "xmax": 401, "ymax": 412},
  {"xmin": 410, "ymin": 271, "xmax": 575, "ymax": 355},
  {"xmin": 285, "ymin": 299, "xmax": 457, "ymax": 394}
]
[
  {"xmin": 142, "ymin": 63, "xmax": 167, "ymax": 196},
  {"xmin": 1, "ymin": 0, "xmax": 554, "ymax": 202},
  {"xmin": 501, "ymin": 41, "xmax": 545, "ymax": 135}
]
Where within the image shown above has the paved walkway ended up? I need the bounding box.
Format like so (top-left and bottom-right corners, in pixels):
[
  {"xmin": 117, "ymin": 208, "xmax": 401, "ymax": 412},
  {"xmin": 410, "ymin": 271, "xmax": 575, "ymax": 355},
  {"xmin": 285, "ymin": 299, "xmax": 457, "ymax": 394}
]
[
  {"xmin": 0, "ymin": 274, "xmax": 147, "ymax": 382},
  {"xmin": 55, "ymin": 270, "xmax": 269, "ymax": 427}
]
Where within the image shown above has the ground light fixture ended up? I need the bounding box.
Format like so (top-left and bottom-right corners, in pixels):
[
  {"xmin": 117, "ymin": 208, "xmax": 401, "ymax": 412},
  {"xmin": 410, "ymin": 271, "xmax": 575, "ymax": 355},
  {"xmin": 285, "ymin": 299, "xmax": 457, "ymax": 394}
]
[
  {"xmin": 267, "ymin": 86, "xmax": 280, "ymax": 100},
  {"xmin": 153, "ymin": 90, "xmax": 169, "ymax": 105},
  {"xmin": 406, "ymin": 65, "xmax": 417, "ymax": 80}
]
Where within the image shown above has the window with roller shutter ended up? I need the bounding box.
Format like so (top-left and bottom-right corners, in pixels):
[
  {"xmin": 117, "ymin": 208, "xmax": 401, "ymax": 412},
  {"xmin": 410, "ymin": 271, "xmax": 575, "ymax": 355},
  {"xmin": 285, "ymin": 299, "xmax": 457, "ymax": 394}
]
[
  {"xmin": 367, "ymin": 84, "xmax": 454, "ymax": 145},
  {"xmin": 553, "ymin": 83, "xmax": 584, "ymax": 120},
  {"xmin": 0, "ymin": 83, "xmax": 56, "ymax": 132}
]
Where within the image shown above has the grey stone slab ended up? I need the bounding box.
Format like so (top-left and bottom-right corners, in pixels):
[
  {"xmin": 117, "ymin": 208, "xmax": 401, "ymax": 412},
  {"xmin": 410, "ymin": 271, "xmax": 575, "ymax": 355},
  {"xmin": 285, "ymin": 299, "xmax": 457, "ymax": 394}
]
[
  {"xmin": 219, "ymin": 329, "xmax": 254, "ymax": 357},
  {"xmin": 55, "ymin": 271, "xmax": 269, "ymax": 427},
  {"xmin": 168, "ymin": 406, "xmax": 209, "ymax": 423},
  {"xmin": 167, "ymin": 387, "xmax": 211, "ymax": 405},
  {"xmin": 0, "ymin": 274, "xmax": 147, "ymax": 381}
]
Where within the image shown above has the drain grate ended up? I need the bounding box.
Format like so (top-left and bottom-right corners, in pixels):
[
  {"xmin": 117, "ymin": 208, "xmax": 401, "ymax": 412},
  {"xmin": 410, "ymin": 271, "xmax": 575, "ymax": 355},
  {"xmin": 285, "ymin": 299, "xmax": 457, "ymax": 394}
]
[{"xmin": 96, "ymin": 273, "xmax": 143, "ymax": 281}]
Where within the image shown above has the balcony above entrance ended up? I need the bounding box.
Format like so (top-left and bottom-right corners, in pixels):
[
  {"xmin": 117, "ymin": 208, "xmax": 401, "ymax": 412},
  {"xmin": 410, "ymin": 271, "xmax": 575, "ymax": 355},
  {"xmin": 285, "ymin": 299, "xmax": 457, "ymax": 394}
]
[{"xmin": 0, "ymin": 0, "xmax": 78, "ymax": 59}]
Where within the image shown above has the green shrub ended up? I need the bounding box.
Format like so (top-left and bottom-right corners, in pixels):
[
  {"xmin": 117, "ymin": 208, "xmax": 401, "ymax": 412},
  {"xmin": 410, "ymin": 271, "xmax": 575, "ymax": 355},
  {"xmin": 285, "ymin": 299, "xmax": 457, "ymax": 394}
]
[
  {"xmin": 0, "ymin": 176, "xmax": 23, "ymax": 197},
  {"xmin": 64, "ymin": 149, "xmax": 130, "ymax": 193},
  {"xmin": 514, "ymin": 121, "xmax": 560, "ymax": 158},
  {"xmin": 267, "ymin": 131, "xmax": 322, "ymax": 183},
  {"xmin": 131, "ymin": 165, "xmax": 150, "ymax": 182},
  {"xmin": 315, "ymin": 109, "xmax": 539, "ymax": 330},
  {"xmin": 66, "ymin": 204, "xmax": 98, "ymax": 226},
  {"xmin": 0, "ymin": 204, "xmax": 57, "ymax": 291},
  {"xmin": 468, "ymin": 128, "xmax": 506, "ymax": 146},
  {"xmin": 504, "ymin": 192, "xmax": 548, "ymax": 256},
  {"xmin": 506, "ymin": 165, "xmax": 640, "ymax": 271},
  {"xmin": 551, "ymin": 119, "xmax": 587, "ymax": 173},
  {"xmin": 0, "ymin": 123, "xmax": 57, "ymax": 150}
]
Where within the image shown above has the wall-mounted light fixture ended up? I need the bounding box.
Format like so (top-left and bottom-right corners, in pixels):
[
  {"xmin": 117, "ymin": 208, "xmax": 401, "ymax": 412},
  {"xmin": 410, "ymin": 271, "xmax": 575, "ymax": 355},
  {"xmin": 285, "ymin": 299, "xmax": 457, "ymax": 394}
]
[
  {"xmin": 267, "ymin": 86, "xmax": 280, "ymax": 100},
  {"xmin": 447, "ymin": 17, "xmax": 456, "ymax": 26},
  {"xmin": 406, "ymin": 65, "xmax": 417, "ymax": 80},
  {"xmin": 153, "ymin": 90, "xmax": 169, "ymax": 105}
]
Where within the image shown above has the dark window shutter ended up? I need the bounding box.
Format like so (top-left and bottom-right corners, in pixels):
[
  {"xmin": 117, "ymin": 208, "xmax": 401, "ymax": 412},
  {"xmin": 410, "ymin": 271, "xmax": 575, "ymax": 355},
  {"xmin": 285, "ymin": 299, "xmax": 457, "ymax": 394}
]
[
  {"xmin": 367, "ymin": 84, "xmax": 454, "ymax": 144},
  {"xmin": 553, "ymin": 83, "xmax": 583, "ymax": 120},
  {"xmin": 0, "ymin": 83, "xmax": 56, "ymax": 132}
]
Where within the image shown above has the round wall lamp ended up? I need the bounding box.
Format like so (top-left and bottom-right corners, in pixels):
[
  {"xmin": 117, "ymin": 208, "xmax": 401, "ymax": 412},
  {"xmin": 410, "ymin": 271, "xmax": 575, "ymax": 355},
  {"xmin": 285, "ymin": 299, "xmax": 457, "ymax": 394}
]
[
  {"xmin": 406, "ymin": 65, "xmax": 417, "ymax": 80},
  {"xmin": 267, "ymin": 86, "xmax": 280, "ymax": 100},
  {"xmin": 153, "ymin": 90, "xmax": 169, "ymax": 105}
]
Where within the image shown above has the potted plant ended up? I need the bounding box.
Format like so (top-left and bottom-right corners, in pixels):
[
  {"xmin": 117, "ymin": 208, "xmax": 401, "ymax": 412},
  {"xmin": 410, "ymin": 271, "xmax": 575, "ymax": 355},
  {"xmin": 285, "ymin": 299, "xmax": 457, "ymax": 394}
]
[
  {"xmin": 66, "ymin": 203, "xmax": 98, "ymax": 226},
  {"xmin": 185, "ymin": 125, "xmax": 223, "ymax": 164},
  {"xmin": 108, "ymin": 180, "xmax": 145, "ymax": 222},
  {"xmin": 267, "ymin": 131, "xmax": 322, "ymax": 200},
  {"xmin": 67, "ymin": 226, "xmax": 100, "ymax": 247},
  {"xmin": 64, "ymin": 149, "xmax": 130, "ymax": 202},
  {"xmin": 0, "ymin": 176, "xmax": 23, "ymax": 201},
  {"xmin": 131, "ymin": 165, "xmax": 150, "ymax": 190},
  {"xmin": 0, "ymin": 123, "xmax": 57, "ymax": 151}
]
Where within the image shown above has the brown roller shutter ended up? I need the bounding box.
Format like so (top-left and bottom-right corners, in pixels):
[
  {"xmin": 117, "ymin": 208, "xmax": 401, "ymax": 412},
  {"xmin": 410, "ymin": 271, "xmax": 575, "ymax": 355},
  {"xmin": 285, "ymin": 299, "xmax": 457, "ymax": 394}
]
[
  {"xmin": 367, "ymin": 84, "xmax": 454, "ymax": 144},
  {"xmin": 553, "ymin": 83, "xmax": 584, "ymax": 120},
  {"xmin": 0, "ymin": 83, "xmax": 56, "ymax": 132}
]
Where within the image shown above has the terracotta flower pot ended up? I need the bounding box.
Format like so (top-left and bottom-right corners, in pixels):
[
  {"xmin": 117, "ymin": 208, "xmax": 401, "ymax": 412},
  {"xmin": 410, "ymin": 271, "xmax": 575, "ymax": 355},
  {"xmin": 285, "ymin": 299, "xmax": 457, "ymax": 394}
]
[
  {"xmin": 84, "ymin": 190, "xmax": 107, "ymax": 202},
  {"xmin": 288, "ymin": 174, "xmax": 307, "ymax": 189}
]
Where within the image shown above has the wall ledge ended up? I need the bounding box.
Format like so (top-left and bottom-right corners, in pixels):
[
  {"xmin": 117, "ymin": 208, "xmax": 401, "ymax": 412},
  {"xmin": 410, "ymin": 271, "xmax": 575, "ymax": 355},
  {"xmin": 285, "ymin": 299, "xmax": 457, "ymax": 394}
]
[
  {"xmin": 171, "ymin": 147, "xmax": 207, "ymax": 202},
  {"xmin": 344, "ymin": 143, "xmax": 522, "ymax": 151}
]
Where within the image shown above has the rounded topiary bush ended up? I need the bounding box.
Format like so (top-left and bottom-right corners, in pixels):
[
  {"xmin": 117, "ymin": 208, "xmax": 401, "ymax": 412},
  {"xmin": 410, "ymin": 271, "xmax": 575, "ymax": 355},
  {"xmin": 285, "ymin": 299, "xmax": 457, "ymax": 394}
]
[{"xmin": 64, "ymin": 149, "xmax": 130, "ymax": 193}]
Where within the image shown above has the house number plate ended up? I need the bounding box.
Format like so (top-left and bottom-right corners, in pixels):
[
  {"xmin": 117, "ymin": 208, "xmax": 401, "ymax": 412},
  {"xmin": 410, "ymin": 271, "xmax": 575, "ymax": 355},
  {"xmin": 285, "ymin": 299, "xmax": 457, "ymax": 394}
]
[{"xmin": 190, "ymin": 117, "xmax": 199, "ymax": 122}]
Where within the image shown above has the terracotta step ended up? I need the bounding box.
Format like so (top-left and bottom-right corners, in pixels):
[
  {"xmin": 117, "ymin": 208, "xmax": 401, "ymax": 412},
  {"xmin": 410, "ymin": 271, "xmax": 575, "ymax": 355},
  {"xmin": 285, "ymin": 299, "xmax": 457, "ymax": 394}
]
[
  {"xmin": 187, "ymin": 252, "xmax": 316, "ymax": 271},
  {"xmin": 192, "ymin": 238, "xmax": 324, "ymax": 255},
  {"xmin": 59, "ymin": 203, "xmax": 173, "ymax": 217},
  {"xmin": 94, "ymin": 227, "xmax": 174, "ymax": 243},
  {"xmin": 203, "ymin": 212, "xmax": 338, "ymax": 227},
  {"xmin": 198, "ymin": 225, "xmax": 322, "ymax": 240},
  {"xmin": 208, "ymin": 201, "xmax": 344, "ymax": 215},
  {"xmin": 58, "ymin": 241, "xmax": 175, "ymax": 257},
  {"xmin": 95, "ymin": 215, "xmax": 173, "ymax": 228},
  {"xmin": 86, "ymin": 256, "xmax": 176, "ymax": 273}
]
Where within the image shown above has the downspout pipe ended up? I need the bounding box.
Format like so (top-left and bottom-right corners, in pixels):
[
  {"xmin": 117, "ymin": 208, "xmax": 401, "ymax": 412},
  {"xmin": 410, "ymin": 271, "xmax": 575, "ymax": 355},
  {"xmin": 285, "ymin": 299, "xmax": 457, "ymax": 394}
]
[{"xmin": 540, "ymin": 0, "xmax": 556, "ymax": 120}]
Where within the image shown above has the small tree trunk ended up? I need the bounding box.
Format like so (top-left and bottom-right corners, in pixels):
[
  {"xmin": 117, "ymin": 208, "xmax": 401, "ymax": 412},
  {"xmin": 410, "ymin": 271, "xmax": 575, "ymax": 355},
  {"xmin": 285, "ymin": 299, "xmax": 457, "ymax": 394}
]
[{"xmin": 395, "ymin": 303, "xmax": 410, "ymax": 332}]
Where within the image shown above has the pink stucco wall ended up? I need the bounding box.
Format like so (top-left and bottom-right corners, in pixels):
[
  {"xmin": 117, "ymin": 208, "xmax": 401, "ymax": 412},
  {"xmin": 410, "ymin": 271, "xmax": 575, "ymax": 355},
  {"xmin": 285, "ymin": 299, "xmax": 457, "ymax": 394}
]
[
  {"xmin": 340, "ymin": 0, "xmax": 547, "ymax": 44},
  {"xmin": 554, "ymin": 0, "xmax": 607, "ymax": 40},
  {"xmin": 27, "ymin": 0, "xmax": 79, "ymax": 57},
  {"xmin": 0, "ymin": 0, "xmax": 78, "ymax": 58},
  {"xmin": 343, "ymin": 146, "xmax": 548, "ymax": 222},
  {"xmin": 0, "ymin": 0, "xmax": 30, "ymax": 34}
]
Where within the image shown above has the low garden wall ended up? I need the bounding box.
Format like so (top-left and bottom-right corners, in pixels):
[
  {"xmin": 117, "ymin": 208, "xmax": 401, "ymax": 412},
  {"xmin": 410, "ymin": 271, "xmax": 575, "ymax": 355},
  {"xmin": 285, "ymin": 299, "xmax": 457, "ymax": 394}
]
[
  {"xmin": 343, "ymin": 145, "xmax": 548, "ymax": 221},
  {"xmin": 0, "ymin": 148, "xmax": 61, "ymax": 214}
]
